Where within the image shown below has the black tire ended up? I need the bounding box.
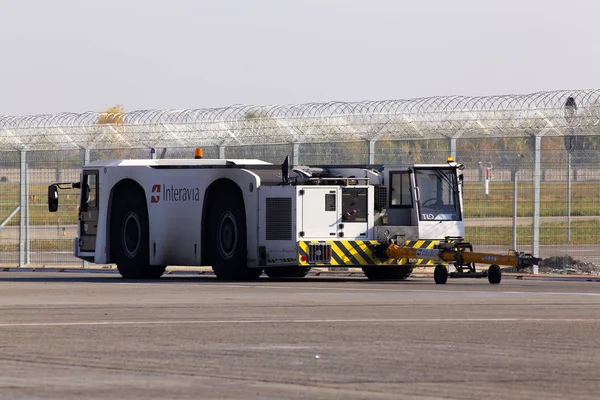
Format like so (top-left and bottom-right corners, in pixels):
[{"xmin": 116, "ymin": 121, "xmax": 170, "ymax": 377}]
[
  {"xmin": 488, "ymin": 264, "xmax": 502, "ymax": 284},
  {"xmin": 265, "ymin": 266, "xmax": 310, "ymax": 278},
  {"xmin": 362, "ymin": 265, "xmax": 413, "ymax": 281},
  {"xmin": 111, "ymin": 187, "xmax": 165, "ymax": 279},
  {"xmin": 434, "ymin": 264, "xmax": 448, "ymax": 284},
  {"xmin": 207, "ymin": 188, "xmax": 262, "ymax": 280}
]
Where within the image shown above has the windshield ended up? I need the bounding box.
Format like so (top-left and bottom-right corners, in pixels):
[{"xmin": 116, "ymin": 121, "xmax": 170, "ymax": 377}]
[{"xmin": 414, "ymin": 168, "xmax": 460, "ymax": 221}]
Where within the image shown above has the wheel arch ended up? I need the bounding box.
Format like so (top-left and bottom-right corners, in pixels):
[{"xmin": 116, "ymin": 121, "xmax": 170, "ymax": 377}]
[
  {"xmin": 201, "ymin": 178, "xmax": 245, "ymax": 265},
  {"xmin": 106, "ymin": 179, "xmax": 147, "ymax": 263}
]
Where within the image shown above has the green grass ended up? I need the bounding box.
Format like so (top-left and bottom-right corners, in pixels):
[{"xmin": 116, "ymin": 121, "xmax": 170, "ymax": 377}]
[
  {"xmin": 463, "ymin": 182, "xmax": 600, "ymax": 218},
  {"xmin": 0, "ymin": 183, "xmax": 80, "ymax": 226},
  {"xmin": 2, "ymin": 220, "xmax": 594, "ymax": 251},
  {"xmin": 2, "ymin": 181, "xmax": 600, "ymax": 247},
  {"xmin": 466, "ymin": 219, "xmax": 600, "ymax": 246},
  {"xmin": 2, "ymin": 182, "xmax": 599, "ymax": 225},
  {"xmin": 0, "ymin": 240, "xmax": 73, "ymax": 252}
]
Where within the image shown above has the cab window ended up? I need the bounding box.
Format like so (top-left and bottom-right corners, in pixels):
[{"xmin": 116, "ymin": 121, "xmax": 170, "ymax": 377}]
[
  {"xmin": 80, "ymin": 171, "xmax": 98, "ymax": 211},
  {"xmin": 414, "ymin": 168, "xmax": 460, "ymax": 221},
  {"xmin": 389, "ymin": 171, "xmax": 412, "ymax": 208}
]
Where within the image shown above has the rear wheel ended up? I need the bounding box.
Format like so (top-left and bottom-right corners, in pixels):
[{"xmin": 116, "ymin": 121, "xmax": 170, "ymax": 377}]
[
  {"xmin": 362, "ymin": 265, "xmax": 413, "ymax": 281},
  {"xmin": 207, "ymin": 187, "xmax": 262, "ymax": 280},
  {"xmin": 434, "ymin": 264, "xmax": 448, "ymax": 284},
  {"xmin": 111, "ymin": 186, "xmax": 165, "ymax": 279},
  {"xmin": 265, "ymin": 266, "xmax": 310, "ymax": 278}
]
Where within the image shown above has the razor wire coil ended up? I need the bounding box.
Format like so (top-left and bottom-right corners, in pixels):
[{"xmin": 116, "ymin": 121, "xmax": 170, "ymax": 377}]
[{"xmin": 1, "ymin": 89, "xmax": 599, "ymax": 151}]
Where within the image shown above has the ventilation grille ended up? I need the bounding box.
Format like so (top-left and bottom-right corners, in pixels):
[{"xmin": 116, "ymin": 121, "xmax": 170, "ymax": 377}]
[
  {"xmin": 266, "ymin": 197, "xmax": 292, "ymax": 240},
  {"xmin": 375, "ymin": 185, "xmax": 387, "ymax": 209}
]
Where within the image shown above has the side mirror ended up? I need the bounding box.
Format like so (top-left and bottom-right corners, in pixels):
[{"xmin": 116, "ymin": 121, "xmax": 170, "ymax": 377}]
[{"xmin": 48, "ymin": 185, "xmax": 59, "ymax": 212}]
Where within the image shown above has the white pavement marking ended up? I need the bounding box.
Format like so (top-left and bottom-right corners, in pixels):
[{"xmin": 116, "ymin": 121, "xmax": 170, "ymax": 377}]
[
  {"xmin": 0, "ymin": 318, "xmax": 599, "ymax": 328},
  {"xmin": 109, "ymin": 282, "xmax": 600, "ymax": 297}
]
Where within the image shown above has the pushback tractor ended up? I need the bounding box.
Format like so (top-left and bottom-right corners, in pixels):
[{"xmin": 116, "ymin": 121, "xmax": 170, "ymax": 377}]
[{"xmin": 48, "ymin": 152, "xmax": 541, "ymax": 283}]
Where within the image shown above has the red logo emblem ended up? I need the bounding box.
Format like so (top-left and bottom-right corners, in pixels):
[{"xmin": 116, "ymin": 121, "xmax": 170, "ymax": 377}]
[{"xmin": 151, "ymin": 184, "xmax": 161, "ymax": 203}]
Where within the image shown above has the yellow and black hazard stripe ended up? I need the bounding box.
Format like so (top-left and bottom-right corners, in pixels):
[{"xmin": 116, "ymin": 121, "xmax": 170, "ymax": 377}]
[
  {"xmin": 298, "ymin": 240, "xmax": 438, "ymax": 266},
  {"xmin": 267, "ymin": 258, "xmax": 297, "ymax": 264}
]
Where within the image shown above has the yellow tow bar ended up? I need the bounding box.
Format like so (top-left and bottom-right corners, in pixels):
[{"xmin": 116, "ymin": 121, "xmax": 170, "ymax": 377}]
[{"xmin": 377, "ymin": 237, "xmax": 542, "ymax": 285}]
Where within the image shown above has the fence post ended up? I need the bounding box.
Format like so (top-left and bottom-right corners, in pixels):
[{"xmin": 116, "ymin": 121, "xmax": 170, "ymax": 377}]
[
  {"xmin": 450, "ymin": 137, "xmax": 457, "ymax": 160},
  {"xmin": 19, "ymin": 150, "xmax": 29, "ymax": 267},
  {"xmin": 82, "ymin": 149, "xmax": 90, "ymax": 268},
  {"xmin": 512, "ymin": 170, "xmax": 518, "ymax": 250},
  {"xmin": 292, "ymin": 143, "xmax": 300, "ymax": 166},
  {"xmin": 368, "ymin": 140, "xmax": 376, "ymax": 165},
  {"xmin": 532, "ymin": 135, "xmax": 542, "ymax": 274},
  {"xmin": 567, "ymin": 152, "xmax": 572, "ymax": 242},
  {"xmin": 218, "ymin": 145, "xmax": 226, "ymax": 159}
]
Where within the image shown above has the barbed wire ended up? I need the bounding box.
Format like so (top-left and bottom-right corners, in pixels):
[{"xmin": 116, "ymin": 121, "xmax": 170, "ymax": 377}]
[{"xmin": 1, "ymin": 89, "xmax": 599, "ymax": 151}]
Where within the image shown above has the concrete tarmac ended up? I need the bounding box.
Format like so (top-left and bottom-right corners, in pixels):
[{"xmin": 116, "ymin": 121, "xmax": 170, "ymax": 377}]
[{"xmin": 0, "ymin": 271, "xmax": 599, "ymax": 399}]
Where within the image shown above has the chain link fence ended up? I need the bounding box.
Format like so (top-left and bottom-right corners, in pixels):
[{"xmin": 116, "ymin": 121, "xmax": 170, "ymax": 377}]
[{"xmin": 1, "ymin": 90, "xmax": 599, "ymax": 270}]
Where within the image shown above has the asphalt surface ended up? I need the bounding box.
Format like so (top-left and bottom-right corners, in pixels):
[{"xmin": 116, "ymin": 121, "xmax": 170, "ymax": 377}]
[{"xmin": 0, "ymin": 271, "xmax": 599, "ymax": 399}]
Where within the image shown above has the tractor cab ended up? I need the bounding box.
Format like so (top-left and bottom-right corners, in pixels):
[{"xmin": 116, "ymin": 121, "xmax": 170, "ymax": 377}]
[{"xmin": 381, "ymin": 159, "xmax": 464, "ymax": 242}]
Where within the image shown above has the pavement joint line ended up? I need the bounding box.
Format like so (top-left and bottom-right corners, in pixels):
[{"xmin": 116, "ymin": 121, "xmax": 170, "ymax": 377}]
[{"xmin": 1, "ymin": 317, "xmax": 600, "ymax": 328}]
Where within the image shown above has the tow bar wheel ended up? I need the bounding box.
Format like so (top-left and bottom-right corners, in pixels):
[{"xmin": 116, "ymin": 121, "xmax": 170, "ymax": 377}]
[
  {"xmin": 488, "ymin": 264, "xmax": 502, "ymax": 284},
  {"xmin": 434, "ymin": 264, "xmax": 448, "ymax": 285}
]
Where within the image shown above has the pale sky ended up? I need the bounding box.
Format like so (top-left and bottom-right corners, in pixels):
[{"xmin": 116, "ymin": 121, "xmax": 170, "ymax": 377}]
[{"xmin": 1, "ymin": 0, "xmax": 598, "ymax": 116}]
